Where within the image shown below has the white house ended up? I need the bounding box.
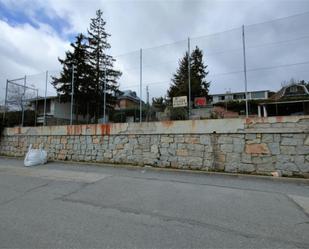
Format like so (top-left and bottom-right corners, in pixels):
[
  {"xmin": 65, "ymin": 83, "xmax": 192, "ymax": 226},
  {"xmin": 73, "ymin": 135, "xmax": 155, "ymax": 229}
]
[
  {"xmin": 30, "ymin": 96, "xmax": 90, "ymax": 125},
  {"xmin": 210, "ymin": 90, "xmax": 270, "ymax": 104}
]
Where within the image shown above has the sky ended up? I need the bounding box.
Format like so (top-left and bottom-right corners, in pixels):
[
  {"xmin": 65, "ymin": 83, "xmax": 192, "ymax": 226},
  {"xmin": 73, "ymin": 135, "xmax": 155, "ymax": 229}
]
[{"xmin": 1, "ymin": 0, "xmax": 309, "ymax": 104}]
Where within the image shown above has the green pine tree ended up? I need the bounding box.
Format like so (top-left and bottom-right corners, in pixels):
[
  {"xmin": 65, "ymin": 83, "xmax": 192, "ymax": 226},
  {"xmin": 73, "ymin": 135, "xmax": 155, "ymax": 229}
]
[
  {"xmin": 167, "ymin": 46, "xmax": 210, "ymax": 104},
  {"xmin": 87, "ymin": 9, "xmax": 122, "ymax": 121},
  {"xmin": 52, "ymin": 33, "xmax": 93, "ymax": 123}
]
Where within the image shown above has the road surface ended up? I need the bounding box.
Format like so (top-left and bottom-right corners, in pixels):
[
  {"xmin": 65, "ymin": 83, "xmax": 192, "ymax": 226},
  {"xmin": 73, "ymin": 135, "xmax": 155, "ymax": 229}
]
[{"xmin": 0, "ymin": 157, "xmax": 308, "ymax": 248}]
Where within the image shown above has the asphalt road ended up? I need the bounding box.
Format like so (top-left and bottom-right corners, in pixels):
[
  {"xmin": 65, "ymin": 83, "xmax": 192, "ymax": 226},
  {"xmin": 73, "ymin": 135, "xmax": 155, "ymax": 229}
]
[{"xmin": 0, "ymin": 157, "xmax": 309, "ymax": 249}]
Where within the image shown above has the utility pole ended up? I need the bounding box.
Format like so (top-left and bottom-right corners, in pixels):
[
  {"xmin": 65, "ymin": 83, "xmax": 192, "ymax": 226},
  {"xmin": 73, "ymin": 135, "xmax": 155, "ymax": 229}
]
[
  {"xmin": 70, "ymin": 65, "xmax": 76, "ymax": 125},
  {"xmin": 139, "ymin": 48, "xmax": 143, "ymax": 123},
  {"xmin": 188, "ymin": 37, "xmax": 191, "ymax": 119},
  {"xmin": 43, "ymin": 71, "xmax": 48, "ymax": 126},
  {"xmin": 242, "ymin": 25, "xmax": 249, "ymax": 117}
]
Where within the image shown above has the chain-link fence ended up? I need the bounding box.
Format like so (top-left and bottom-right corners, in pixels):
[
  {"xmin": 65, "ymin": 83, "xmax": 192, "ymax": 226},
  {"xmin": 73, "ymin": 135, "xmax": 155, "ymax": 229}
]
[{"xmin": 2, "ymin": 12, "xmax": 309, "ymax": 126}]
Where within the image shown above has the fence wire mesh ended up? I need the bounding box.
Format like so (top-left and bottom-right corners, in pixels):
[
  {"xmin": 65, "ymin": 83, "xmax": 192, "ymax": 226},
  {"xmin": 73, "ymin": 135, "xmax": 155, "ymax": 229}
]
[{"xmin": 2, "ymin": 12, "xmax": 309, "ymax": 126}]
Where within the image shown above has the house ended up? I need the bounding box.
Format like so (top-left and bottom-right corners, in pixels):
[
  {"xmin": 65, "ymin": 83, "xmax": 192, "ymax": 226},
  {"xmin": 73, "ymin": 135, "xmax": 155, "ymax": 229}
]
[
  {"xmin": 115, "ymin": 90, "xmax": 142, "ymax": 110},
  {"xmin": 29, "ymin": 96, "xmax": 89, "ymax": 125},
  {"xmin": 258, "ymin": 84, "xmax": 309, "ymax": 117},
  {"xmin": 0, "ymin": 105, "xmax": 8, "ymax": 113},
  {"xmin": 210, "ymin": 90, "xmax": 270, "ymax": 104}
]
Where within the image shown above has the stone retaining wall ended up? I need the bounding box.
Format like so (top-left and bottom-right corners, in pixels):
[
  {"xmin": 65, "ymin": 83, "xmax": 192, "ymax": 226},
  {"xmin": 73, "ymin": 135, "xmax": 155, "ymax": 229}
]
[{"xmin": 1, "ymin": 116, "xmax": 309, "ymax": 176}]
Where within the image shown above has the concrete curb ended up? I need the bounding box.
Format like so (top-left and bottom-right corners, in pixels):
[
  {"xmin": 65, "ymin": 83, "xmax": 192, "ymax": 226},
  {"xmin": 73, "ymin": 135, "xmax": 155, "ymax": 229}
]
[{"xmin": 0, "ymin": 155, "xmax": 308, "ymax": 184}]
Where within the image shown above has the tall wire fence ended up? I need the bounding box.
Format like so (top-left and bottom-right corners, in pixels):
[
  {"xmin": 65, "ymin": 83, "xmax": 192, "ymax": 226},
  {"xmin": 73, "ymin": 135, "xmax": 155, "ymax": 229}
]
[{"xmin": 2, "ymin": 12, "xmax": 309, "ymax": 126}]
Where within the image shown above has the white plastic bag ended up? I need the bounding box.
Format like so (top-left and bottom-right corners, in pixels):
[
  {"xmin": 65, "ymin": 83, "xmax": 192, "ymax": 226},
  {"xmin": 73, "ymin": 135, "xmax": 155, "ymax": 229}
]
[{"xmin": 24, "ymin": 144, "xmax": 47, "ymax": 167}]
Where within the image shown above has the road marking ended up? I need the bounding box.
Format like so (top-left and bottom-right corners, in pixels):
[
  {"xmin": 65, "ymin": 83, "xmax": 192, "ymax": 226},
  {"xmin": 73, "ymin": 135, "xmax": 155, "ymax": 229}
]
[{"xmin": 0, "ymin": 166, "xmax": 109, "ymax": 183}]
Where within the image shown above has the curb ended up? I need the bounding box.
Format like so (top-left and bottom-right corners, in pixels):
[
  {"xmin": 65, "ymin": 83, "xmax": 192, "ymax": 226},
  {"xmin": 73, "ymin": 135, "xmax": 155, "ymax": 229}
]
[{"xmin": 1, "ymin": 155, "xmax": 308, "ymax": 184}]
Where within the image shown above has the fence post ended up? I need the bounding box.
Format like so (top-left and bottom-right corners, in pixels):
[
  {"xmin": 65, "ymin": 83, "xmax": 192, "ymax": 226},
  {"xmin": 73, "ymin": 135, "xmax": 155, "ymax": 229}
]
[
  {"xmin": 242, "ymin": 25, "xmax": 249, "ymax": 117},
  {"xmin": 70, "ymin": 65, "xmax": 76, "ymax": 125},
  {"xmin": 146, "ymin": 85, "xmax": 149, "ymax": 122},
  {"xmin": 103, "ymin": 64, "xmax": 107, "ymax": 123},
  {"xmin": 188, "ymin": 37, "xmax": 191, "ymax": 119},
  {"xmin": 43, "ymin": 71, "xmax": 48, "ymax": 126},
  {"xmin": 139, "ymin": 48, "xmax": 143, "ymax": 123},
  {"xmin": 35, "ymin": 89, "xmax": 38, "ymax": 126},
  {"xmin": 21, "ymin": 75, "xmax": 26, "ymax": 127},
  {"xmin": 3, "ymin": 79, "xmax": 8, "ymax": 123}
]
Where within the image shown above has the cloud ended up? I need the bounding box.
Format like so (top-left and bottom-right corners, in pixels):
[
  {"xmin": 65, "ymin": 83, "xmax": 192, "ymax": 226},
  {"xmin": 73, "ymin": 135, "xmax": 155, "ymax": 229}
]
[{"xmin": 0, "ymin": 19, "xmax": 69, "ymax": 100}]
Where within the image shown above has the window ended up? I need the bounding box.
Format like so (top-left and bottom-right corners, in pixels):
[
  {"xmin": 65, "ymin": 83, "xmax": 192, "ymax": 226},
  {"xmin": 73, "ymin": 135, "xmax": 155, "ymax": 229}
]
[
  {"xmin": 251, "ymin": 92, "xmax": 265, "ymax": 99},
  {"xmin": 289, "ymin": 86, "xmax": 297, "ymax": 93}
]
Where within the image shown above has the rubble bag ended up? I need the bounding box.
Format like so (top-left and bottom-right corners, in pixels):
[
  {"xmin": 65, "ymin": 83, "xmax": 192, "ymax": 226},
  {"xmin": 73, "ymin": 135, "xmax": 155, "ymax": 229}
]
[{"xmin": 24, "ymin": 144, "xmax": 47, "ymax": 167}]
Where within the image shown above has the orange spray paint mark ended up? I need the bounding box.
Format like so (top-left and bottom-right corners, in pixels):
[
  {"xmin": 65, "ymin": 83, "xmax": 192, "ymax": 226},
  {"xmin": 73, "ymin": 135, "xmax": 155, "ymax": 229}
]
[{"xmin": 162, "ymin": 120, "xmax": 174, "ymax": 128}]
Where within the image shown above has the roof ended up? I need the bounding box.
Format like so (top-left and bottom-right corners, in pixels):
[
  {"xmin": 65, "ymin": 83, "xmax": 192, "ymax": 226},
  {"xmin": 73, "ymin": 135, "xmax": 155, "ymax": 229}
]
[
  {"xmin": 117, "ymin": 90, "xmax": 142, "ymax": 103},
  {"xmin": 269, "ymin": 84, "xmax": 309, "ymax": 101},
  {"xmin": 259, "ymin": 99, "xmax": 309, "ymax": 105},
  {"xmin": 210, "ymin": 90, "xmax": 270, "ymax": 96},
  {"xmin": 28, "ymin": 96, "xmax": 58, "ymax": 102}
]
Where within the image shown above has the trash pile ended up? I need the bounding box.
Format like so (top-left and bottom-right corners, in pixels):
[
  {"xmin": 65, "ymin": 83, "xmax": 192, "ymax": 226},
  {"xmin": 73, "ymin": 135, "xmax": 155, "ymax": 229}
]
[{"xmin": 24, "ymin": 144, "xmax": 47, "ymax": 167}]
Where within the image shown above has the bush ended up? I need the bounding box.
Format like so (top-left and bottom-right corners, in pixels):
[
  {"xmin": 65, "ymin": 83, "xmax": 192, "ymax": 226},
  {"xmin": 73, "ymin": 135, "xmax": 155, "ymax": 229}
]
[
  {"xmin": 169, "ymin": 107, "xmax": 188, "ymax": 120},
  {"xmin": 0, "ymin": 119, "xmax": 3, "ymax": 137},
  {"xmin": 110, "ymin": 107, "xmax": 147, "ymax": 123},
  {"xmin": 0, "ymin": 110, "xmax": 36, "ymax": 127}
]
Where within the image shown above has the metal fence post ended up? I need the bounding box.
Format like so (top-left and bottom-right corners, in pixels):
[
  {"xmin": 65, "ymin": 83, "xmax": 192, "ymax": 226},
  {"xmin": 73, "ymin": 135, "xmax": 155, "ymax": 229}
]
[
  {"xmin": 146, "ymin": 85, "xmax": 149, "ymax": 122},
  {"xmin": 103, "ymin": 64, "xmax": 107, "ymax": 123},
  {"xmin": 21, "ymin": 75, "xmax": 26, "ymax": 127},
  {"xmin": 35, "ymin": 89, "xmax": 38, "ymax": 126},
  {"xmin": 70, "ymin": 65, "xmax": 76, "ymax": 125},
  {"xmin": 140, "ymin": 48, "xmax": 143, "ymax": 123},
  {"xmin": 188, "ymin": 37, "xmax": 191, "ymax": 119},
  {"xmin": 3, "ymin": 79, "xmax": 8, "ymax": 123},
  {"xmin": 242, "ymin": 25, "xmax": 249, "ymax": 117},
  {"xmin": 43, "ymin": 70, "xmax": 48, "ymax": 126}
]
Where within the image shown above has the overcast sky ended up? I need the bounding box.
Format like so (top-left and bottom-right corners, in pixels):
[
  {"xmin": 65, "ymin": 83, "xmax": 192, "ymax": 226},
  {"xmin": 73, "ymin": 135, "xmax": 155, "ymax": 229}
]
[{"xmin": 1, "ymin": 0, "xmax": 309, "ymax": 103}]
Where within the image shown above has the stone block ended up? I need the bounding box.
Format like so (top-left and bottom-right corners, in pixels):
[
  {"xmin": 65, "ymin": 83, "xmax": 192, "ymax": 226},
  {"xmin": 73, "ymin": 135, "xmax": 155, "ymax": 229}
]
[
  {"xmin": 238, "ymin": 163, "xmax": 255, "ymax": 173},
  {"xmin": 92, "ymin": 137, "xmax": 99, "ymax": 144},
  {"xmin": 280, "ymin": 145, "xmax": 296, "ymax": 155},
  {"xmin": 176, "ymin": 149, "xmax": 188, "ymax": 157},
  {"xmin": 161, "ymin": 136, "xmax": 173, "ymax": 143},
  {"xmin": 225, "ymin": 162, "xmax": 238, "ymax": 172},
  {"xmin": 252, "ymin": 155, "xmax": 275, "ymax": 165},
  {"xmin": 184, "ymin": 136, "xmax": 199, "ymax": 144},
  {"xmin": 187, "ymin": 144, "xmax": 204, "ymax": 152},
  {"xmin": 245, "ymin": 134, "xmax": 256, "ymax": 140},
  {"xmin": 256, "ymin": 162, "xmax": 275, "ymax": 172},
  {"xmin": 245, "ymin": 143, "xmax": 270, "ymax": 154},
  {"xmin": 233, "ymin": 142, "xmax": 244, "ymax": 153},
  {"xmin": 241, "ymin": 153, "xmax": 252, "ymax": 164},
  {"xmin": 262, "ymin": 134, "xmax": 273, "ymax": 143},
  {"xmin": 220, "ymin": 144, "xmax": 234, "ymax": 153},
  {"xmin": 276, "ymin": 162, "xmax": 298, "ymax": 172},
  {"xmin": 296, "ymin": 145, "xmax": 309, "ymax": 155},
  {"xmin": 246, "ymin": 139, "xmax": 261, "ymax": 144},
  {"xmin": 268, "ymin": 143, "xmax": 280, "ymax": 155},
  {"xmin": 200, "ymin": 135, "xmax": 211, "ymax": 145},
  {"xmin": 273, "ymin": 134, "xmax": 281, "ymax": 142},
  {"xmin": 305, "ymin": 136, "xmax": 309, "ymax": 146},
  {"xmin": 175, "ymin": 135, "xmax": 185, "ymax": 143},
  {"xmin": 151, "ymin": 144, "xmax": 159, "ymax": 154},
  {"xmin": 281, "ymin": 138, "xmax": 299, "ymax": 146},
  {"xmin": 218, "ymin": 136, "xmax": 233, "ymax": 144}
]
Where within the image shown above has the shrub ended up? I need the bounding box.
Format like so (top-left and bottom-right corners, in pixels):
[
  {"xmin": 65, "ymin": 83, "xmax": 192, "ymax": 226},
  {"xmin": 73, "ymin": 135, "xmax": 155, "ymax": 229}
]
[{"xmin": 169, "ymin": 107, "xmax": 188, "ymax": 120}]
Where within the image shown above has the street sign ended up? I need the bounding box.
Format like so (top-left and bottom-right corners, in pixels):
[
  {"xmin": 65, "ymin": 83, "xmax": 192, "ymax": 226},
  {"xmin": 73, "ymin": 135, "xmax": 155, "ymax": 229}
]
[{"xmin": 173, "ymin": 96, "xmax": 187, "ymax": 108}]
